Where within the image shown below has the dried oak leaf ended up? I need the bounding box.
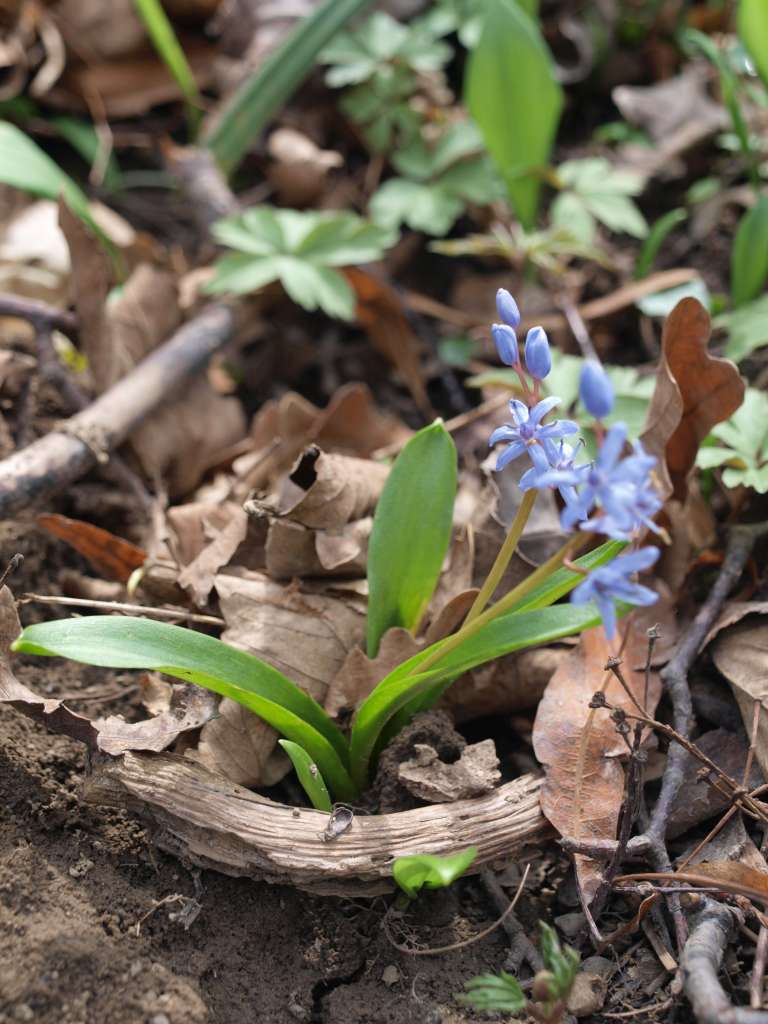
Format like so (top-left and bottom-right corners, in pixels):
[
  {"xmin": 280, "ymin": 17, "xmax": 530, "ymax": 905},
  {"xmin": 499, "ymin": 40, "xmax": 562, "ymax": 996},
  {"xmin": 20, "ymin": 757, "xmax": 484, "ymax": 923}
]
[
  {"xmin": 280, "ymin": 446, "xmax": 390, "ymax": 530},
  {"xmin": 60, "ymin": 206, "xmax": 245, "ymax": 495},
  {"xmin": 532, "ymin": 625, "xmax": 662, "ymax": 903},
  {"xmin": 186, "ymin": 697, "xmax": 289, "ymax": 788},
  {"xmin": 325, "ymin": 627, "xmax": 421, "ymax": 719},
  {"xmin": 265, "ymin": 517, "xmax": 370, "ymax": 580},
  {"xmin": 170, "ymin": 501, "xmax": 249, "ymax": 606},
  {"xmin": 640, "ymin": 297, "xmax": 744, "ymax": 500},
  {"xmin": 711, "ymin": 613, "xmax": 768, "ymax": 778}
]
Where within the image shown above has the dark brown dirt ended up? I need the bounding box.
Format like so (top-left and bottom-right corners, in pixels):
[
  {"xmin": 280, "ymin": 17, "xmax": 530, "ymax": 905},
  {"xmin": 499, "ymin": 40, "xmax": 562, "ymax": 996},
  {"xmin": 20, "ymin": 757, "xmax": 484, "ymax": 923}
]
[{"xmin": 0, "ymin": 529, "xmax": 512, "ymax": 1024}]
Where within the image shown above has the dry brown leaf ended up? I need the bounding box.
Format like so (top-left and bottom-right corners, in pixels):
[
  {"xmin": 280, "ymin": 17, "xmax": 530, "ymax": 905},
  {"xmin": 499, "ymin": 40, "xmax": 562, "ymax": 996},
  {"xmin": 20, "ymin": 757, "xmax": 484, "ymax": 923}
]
[
  {"xmin": 325, "ymin": 627, "xmax": 421, "ymax": 719},
  {"xmin": 444, "ymin": 647, "xmax": 565, "ymax": 721},
  {"xmin": 37, "ymin": 513, "xmax": 146, "ymax": 583},
  {"xmin": 343, "ymin": 267, "xmax": 431, "ymax": 416},
  {"xmin": 265, "ymin": 517, "xmax": 370, "ymax": 580},
  {"xmin": 278, "ymin": 447, "xmax": 389, "ymax": 530},
  {"xmin": 59, "ymin": 207, "xmax": 246, "ymax": 495},
  {"xmin": 171, "ymin": 501, "xmax": 249, "ymax": 606},
  {"xmin": 711, "ymin": 614, "xmax": 768, "ymax": 777},
  {"xmin": 235, "ymin": 383, "xmax": 411, "ymax": 493},
  {"xmin": 704, "ymin": 601, "xmax": 768, "ymax": 649},
  {"xmin": 532, "ymin": 625, "xmax": 662, "ymax": 903},
  {"xmin": 187, "ymin": 697, "xmax": 289, "ymax": 788},
  {"xmin": 215, "ymin": 569, "xmax": 365, "ymax": 703},
  {"xmin": 685, "ymin": 815, "xmax": 768, "ymax": 873},
  {"xmin": 267, "ymin": 127, "xmax": 342, "ymax": 207},
  {"xmin": 692, "ymin": 861, "xmax": 768, "ymax": 899},
  {"xmin": 640, "ymin": 297, "xmax": 744, "ymax": 500}
]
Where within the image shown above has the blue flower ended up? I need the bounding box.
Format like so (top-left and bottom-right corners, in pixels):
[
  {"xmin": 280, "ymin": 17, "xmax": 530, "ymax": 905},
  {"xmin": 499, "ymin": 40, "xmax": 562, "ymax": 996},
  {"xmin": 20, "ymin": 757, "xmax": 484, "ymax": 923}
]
[
  {"xmin": 524, "ymin": 438, "xmax": 589, "ymax": 514},
  {"xmin": 580, "ymin": 360, "xmax": 614, "ymax": 419},
  {"xmin": 496, "ymin": 288, "xmax": 521, "ymax": 328},
  {"xmin": 492, "ymin": 323, "xmax": 519, "ymax": 366},
  {"xmin": 571, "ymin": 546, "xmax": 659, "ymax": 639},
  {"xmin": 489, "ymin": 396, "xmax": 578, "ymax": 473},
  {"xmin": 524, "ymin": 326, "xmax": 551, "ymax": 380}
]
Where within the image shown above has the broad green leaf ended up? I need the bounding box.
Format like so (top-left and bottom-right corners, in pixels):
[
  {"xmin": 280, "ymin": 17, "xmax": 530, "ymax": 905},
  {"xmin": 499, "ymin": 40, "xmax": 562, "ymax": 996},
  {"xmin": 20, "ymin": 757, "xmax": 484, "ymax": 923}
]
[
  {"xmin": 203, "ymin": 0, "xmax": 375, "ymax": 173},
  {"xmin": 584, "ymin": 194, "xmax": 648, "ymax": 238},
  {"xmin": 550, "ymin": 191, "xmax": 596, "ymax": 244},
  {"xmin": 465, "ymin": 0, "xmax": 562, "ymax": 228},
  {"xmin": 205, "ymin": 253, "xmax": 279, "ymax": 295},
  {"xmin": 731, "ymin": 197, "xmax": 768, "ymax": 307},
  {"xmin": 635, "ymin": 279, "xmax": 711, "ymax": 318},
  {"xmin": 696, "ymin": 446, "xmax": 743, "ymax": 471},
  {"xmin": 723, "ymin": 464, "xmax": 768, "ymax": 493},
  {"xmin": 718, "ymin": 294, "xmax": 768, "ymax": 361},
  {"xmin": 278, "ymin": 740, "xmax": 332, "ymax": 811},
  {"xmin": 0, "ymin": 121, "xmax": 91, "ymax": 223},
  {"xmin": 393, "ymin": 847, "xmax": 477, "ymax": 899},
  {"xmin": 212, "ymin": 208, "xmax": 285, "ymax": 255},
  {"xmin": 12, "ymin": 617, "xmax": 356, "ymax": 801},
  {"xmin": 370, "ymin": 178, "xmax": 464, "ymax": 235},
  {"xmin": 366, "ymin": 422, "xmax": 457, "ymax": 657},
  {"xmin": 739, "ymin": 0, "xmax": 768, "ymax": 90},
  {"xmin": 278, "ymin": 259, "xmax": 355, "ymax": 320},
  {"xmin": 711, "ymin": 387, "xmax": 768, "ymax": 457}
]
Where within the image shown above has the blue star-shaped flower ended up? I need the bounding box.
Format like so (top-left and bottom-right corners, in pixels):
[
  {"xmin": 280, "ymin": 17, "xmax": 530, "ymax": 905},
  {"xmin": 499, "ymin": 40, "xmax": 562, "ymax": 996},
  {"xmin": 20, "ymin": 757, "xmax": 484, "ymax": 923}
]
[
  {"xmin": 571, "ymin": 546, "xmax": 659, "ymax": 639},
  {"xmin": 489, "ymin": 397, "xmax": 579, "ymax": 474}
]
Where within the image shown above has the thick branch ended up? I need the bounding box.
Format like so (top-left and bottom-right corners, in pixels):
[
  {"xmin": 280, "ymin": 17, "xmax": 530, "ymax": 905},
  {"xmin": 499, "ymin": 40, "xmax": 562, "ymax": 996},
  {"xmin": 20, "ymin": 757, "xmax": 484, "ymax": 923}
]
[
  {"xmin": 680, "ymin": 900, "xmax": 768, "ymax": 1024},
  {"xmin": 0, "ymin": 302, "xmax": 234, "ymax": 516}
]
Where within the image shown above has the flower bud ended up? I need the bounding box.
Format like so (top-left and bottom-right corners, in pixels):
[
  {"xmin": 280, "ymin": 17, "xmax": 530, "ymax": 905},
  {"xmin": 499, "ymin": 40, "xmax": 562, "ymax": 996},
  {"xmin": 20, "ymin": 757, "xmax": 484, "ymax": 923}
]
[
  {"xmin": 524, "ymin": 326, "xmax": 551, "ymax": 380},
  {"xmin": 579, "ymin": 360, "xmax": 614, "ymax": 419},
  {"xmin": 496, "ymin": 288, "xmax": 521, "ymax": 328},
  {"xmin": 492, "ymin": 323, "xmax": 519, "ymax": 366}
]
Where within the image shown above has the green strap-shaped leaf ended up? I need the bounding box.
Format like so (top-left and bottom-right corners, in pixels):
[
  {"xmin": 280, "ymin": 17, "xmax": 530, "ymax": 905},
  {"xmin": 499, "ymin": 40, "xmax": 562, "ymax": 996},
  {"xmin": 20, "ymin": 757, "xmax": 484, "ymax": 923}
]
[
  {"xmin": 366, "ymin": 421, "xmax": 457, "ymax": 657},
  {"xmin": 0, "ymin": 121, "xmax": 92, "ymax": 223},
  {"xmin": 12, "ymin": 616, "xmax": 355, "ymax": 801},
  {"xmin": 351, "ymin": 601, "xmax": 604, "ymax": 789},
  {"xmin": 278, "ymin": 740, "xmax": 332, "ymax": 812},
  {"xmin": 464, "ymin": 0, "xmax": 562, "ymax": 228},
  {"xmin": 740, "ymin": 0, "xmax": 768, "ymax": 91},
  {"xmin": 731, "ymin": 197, "xmax": 768, "ymax": 307},
  {"xmin": 393, "ymin": 846, "xmax": 477, "ymax": 899}
]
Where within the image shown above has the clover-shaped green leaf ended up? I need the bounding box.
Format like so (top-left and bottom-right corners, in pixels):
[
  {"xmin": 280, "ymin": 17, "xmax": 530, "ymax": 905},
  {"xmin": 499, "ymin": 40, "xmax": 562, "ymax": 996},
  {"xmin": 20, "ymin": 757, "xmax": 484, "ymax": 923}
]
[
  {"xmin": 697, "ymin": 387, "xmax": 768, "ymax": 493},
  {"xmin": 207, "ymin": 206, "xmax": 395, "ymax": 320},
  {"xmin": 551, "ymin": 157, "xmax": 648, "ymax": 243}
]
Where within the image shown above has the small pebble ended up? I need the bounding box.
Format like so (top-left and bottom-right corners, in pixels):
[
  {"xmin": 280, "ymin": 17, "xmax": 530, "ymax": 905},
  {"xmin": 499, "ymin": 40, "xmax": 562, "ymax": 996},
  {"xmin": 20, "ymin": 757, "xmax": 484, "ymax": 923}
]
[
  {"xmin": 381, "ymin": 965, "xmax": 400, "ymax": 987},
  {"xmin": 567, "ymin": 972, "xmax": 607, "ymax": 1018},
  {"xmin": 554, "ymin": 911, "xmax": 585, "ymax": 939}
]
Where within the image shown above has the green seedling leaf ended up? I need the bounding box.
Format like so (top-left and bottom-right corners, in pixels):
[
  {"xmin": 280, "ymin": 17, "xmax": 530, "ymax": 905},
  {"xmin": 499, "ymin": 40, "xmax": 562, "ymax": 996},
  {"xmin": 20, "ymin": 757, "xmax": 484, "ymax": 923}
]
[
  {"xmin": 204, "ymin": 0, "xmax": 374, "ymax": 173},
  {"xmin": 393, "ymin": 847, "xmax": 477, "ymax": 899},
  {"xmin": 133, "ymin": 0, "xmax": 201, "ymax": 130},
  {"xmin": 12, "ymin": 617, "xmax": 356, "ymax": 801},
  {"xmin": 0, "ymin": 121, "xmax": 92, "ymax": 224},
  {"xmin": 366, "ymin": 421, "xmax": 457, "ymax": 657},
  {"xmin": 552, "ymin": 158, "xmax": 648, "ymax": 243},
  {"xmin": 635, "ymin": 208, "xmax": 687, "ymax": 279},
  {"xmin": 278, "ymin": 740, "xmax": 332, "ymax": 811},
  {"xmin": 458, "ymin": 971, "xmax": 526, "ymax": 1013},
  {"xmin": 739, "ymin": 0, "xmax": 768, "ymax": 90},
  {"xmin": 718, "ymin": 294, "xmax": 768, "ymax": 361},
  {"xmin": 206, "ymin": 206, "xmax": 394, "ymax": 320},
  {"xmin": 465, "ymin": 0, "xmax": 562, "ymax": 228},
  {"xmin": 540, "ymin": 922, "xmax": 580, "ymax": 998},
  {"xmin": 731, "ymin": 197, "xmax": 768, "ymax": 307}
]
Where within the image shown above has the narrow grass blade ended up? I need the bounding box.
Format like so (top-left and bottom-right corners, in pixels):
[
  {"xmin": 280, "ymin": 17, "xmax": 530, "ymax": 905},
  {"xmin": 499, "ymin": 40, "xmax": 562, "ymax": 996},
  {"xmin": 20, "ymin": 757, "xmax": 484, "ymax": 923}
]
[
  {"xmin": 0, "ymin": 121, "xmax": 91, "ymax": 223},
  {"xmin": 133, "ymin": 0, "xmax": 201, "ymax": 129},
  {"xmin": 13, "ymin": 616, "xmax": 355, "ymax": 801},
  {"xmin": 203, "ymin": 0, "xmax": 375, "ymax": 174},
  {"xmin": 278, "ymin": 739, "xmax": 332, "ymax": 811},
  {"xmin": 366, "ymin": 421, "xmax": 457, "ymax": 657}
]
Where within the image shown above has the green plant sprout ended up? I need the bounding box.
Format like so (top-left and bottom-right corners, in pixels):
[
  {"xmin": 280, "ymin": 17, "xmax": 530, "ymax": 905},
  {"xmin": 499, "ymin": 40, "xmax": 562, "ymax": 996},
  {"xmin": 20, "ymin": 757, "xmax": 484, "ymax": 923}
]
[
  {"xmin": 459, "ymin": 922, "xmax": 579, "ymax": 1022},
  {"xmin": 392, "ymin": 847, "xmax": 477, "ymax": 899},
  {"xmin": 205, "ymin": 206, "xmax": 395, "ymax": 320},
  {"xmin": 696, "ymin": 387, "xmax": 768, "ymax": 493},
  {"xmin": 12, "ymin": 291, "xmax": 662, "ymax": 809},
  {"xmin": 550, "ymin": 158, "xmax": 648, "ymax": 243}
]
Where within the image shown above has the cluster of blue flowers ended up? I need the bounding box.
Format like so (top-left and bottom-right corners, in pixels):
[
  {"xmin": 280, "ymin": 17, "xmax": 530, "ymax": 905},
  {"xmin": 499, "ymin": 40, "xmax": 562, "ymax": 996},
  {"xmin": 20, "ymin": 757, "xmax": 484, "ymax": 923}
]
[{"xmin": 489, "ymin": 289, "xmax": 660, "ymax": 639}]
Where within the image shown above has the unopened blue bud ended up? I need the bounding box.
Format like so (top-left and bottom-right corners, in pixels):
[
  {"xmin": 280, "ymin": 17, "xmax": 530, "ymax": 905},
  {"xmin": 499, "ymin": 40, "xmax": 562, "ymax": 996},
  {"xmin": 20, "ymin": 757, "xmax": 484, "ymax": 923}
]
[
  {"xmin": 496, "ymin": 288, "xmax": 521, "ymax": 328},
  {"xmin": 579, "ymin": 360, "xmax": 614, "ymax": 419},
  {"xmin": 524, "ymin": 326, "xmax": 551, "ymax": 380},
  {"xmin": 492, "ymin": 323, "xmax": 519, "ymax": 366}
]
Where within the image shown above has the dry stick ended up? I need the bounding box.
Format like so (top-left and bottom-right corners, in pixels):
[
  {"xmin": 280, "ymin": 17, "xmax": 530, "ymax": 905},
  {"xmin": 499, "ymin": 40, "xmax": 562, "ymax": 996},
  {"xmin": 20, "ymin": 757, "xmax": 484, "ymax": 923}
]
[
  {"xmin": 480, "ymin": 867, "xmax": 544, "ymax": 973},
  {"xmin": 0, "ymin": 302, "xmax": 234, "ymax": 518},
  {"xmin": 0, "ymin": 293, "xmax": 79, "ymax": 337},
  {"xmin": 752, "ymin": 925, "xmax": 768, "ymax": 1010},
  {"xmin": 680, "ymin": 900, "xmax": 768, "ymax": 1024},
  {"xmin": 625, "ymin": 523, "xmax": 768, "ymax": 951},
  {"xmin": 19, "ymin": 593, "xmax": 224, "ymax": 627}
]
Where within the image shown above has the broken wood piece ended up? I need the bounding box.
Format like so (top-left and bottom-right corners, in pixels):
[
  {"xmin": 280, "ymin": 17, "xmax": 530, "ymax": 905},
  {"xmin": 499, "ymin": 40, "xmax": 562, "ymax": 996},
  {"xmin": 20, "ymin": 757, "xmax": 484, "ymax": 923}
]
[
  {"xmin": 83, "ymin": 750, "xmax": 552, "ymax": 896},
  {"xmin": 0, "ymin": 302, "xmax": 234, "ymax": 517}
]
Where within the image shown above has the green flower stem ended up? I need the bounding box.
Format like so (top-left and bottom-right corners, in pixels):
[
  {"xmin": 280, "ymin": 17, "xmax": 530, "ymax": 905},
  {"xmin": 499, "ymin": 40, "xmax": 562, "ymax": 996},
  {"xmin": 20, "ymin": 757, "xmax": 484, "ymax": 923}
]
[
  {"xmin": 464, "ymin": 489, "xmax": 538, "ymax": 625},
  {"xmin": 415, "ymin": 531, "xmax": 591, "ymax": 679}
]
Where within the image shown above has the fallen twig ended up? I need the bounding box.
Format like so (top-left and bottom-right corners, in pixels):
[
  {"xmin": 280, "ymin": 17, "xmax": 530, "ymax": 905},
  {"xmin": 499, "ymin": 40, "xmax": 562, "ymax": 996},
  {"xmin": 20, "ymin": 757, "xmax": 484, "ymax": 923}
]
[
  {"xmin": 679, "ymin": 900, "xmax": 768, "ymax": 1024},
  {"xmin": 19, "ymin": 593, "xmax": 224, "ymax": 627},
  {"xmin": 0, "ymin": 302, "xmax": 234, "ymax": 517}
]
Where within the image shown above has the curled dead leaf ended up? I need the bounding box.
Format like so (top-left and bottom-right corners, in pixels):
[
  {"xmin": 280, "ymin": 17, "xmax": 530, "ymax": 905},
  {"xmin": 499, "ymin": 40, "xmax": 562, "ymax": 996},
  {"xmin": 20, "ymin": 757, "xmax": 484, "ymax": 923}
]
[
  {"xmin": 37, "ymin": 513, "xmax": 146, "ymax": 583},
  {"xmin": 640, "ymin": 297, "xmax": 744, "ymax": 500}
]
